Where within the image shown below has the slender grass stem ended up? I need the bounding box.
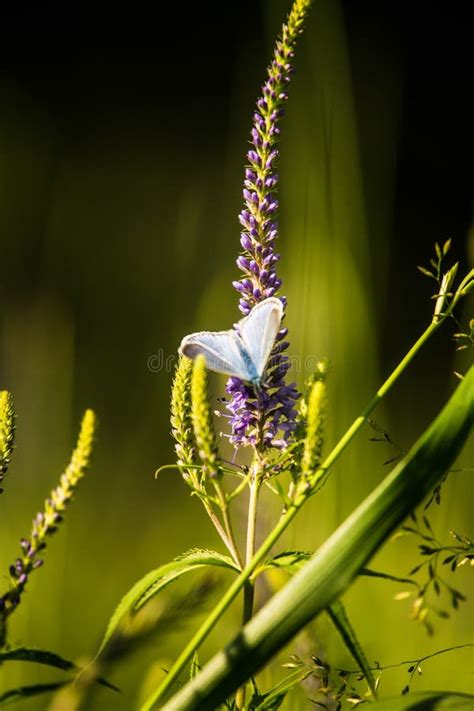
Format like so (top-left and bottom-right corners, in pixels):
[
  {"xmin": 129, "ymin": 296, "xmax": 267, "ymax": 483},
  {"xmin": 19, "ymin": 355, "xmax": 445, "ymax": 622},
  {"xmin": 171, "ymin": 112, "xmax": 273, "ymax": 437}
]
[
  {"xmin": 141, "ymin": 319, "xmax": 445, "ymax": 710},
  {"xmin": 213, "ymin": 482, "xmax": 243, "ymax": 570},
  {"xmin": 227, "ymin": 471, "xmax": 252, "ymax": 502},
  {"xmin": 200, "ymin": 498, "xmax": 240, "ymax": 567}
]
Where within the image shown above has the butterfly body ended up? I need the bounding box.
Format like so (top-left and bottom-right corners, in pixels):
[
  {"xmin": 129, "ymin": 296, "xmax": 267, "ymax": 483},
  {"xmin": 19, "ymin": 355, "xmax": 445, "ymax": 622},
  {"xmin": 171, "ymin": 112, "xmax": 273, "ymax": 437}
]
[{"xmin": 178, "ymin": 297, "xmax": 284, "ymax": 386}]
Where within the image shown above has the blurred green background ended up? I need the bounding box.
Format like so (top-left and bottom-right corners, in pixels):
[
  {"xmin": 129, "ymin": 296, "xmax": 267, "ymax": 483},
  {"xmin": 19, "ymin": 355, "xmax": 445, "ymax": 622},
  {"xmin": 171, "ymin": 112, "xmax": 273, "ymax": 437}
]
[{"xmin": 0, "ymin": 0, "xmax": 472, "ymax": 708}]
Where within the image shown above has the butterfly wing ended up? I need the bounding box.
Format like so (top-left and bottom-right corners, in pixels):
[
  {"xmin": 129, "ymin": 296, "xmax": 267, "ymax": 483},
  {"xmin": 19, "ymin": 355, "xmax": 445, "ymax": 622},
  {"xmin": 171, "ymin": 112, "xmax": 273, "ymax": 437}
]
[
  {"xmin": 179, "ymin": 330, "xmax": 254, "ymax": 380},
  {"xmin": 238, "ymin": 297, "xmax": 284, "ymax": 379}
]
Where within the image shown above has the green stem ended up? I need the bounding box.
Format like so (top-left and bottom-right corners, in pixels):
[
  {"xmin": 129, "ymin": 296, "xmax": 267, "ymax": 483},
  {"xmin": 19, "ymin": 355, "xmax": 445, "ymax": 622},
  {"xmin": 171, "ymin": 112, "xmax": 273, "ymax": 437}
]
[
  {"xmin": 213, "ymin": 482, "xmax": 243, "ymax": 570},
  {"xmin": 235, "ymin": 474, "xmax": 260, "ymax": 709},
  {"xmin": 200, "ymin": 497, "xmax": 241, "ymax": 568},
  {"xmin": 141, "ymin": 319, "xmax": 441, "ymax": 710}
]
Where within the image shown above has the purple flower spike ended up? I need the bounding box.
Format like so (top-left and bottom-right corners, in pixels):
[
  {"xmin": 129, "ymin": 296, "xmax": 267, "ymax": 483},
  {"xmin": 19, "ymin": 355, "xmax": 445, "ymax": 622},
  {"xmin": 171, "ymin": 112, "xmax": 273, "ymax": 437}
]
[{"xmin": 228, "ymin": 0, "xmax": 313, "ymax": 449}]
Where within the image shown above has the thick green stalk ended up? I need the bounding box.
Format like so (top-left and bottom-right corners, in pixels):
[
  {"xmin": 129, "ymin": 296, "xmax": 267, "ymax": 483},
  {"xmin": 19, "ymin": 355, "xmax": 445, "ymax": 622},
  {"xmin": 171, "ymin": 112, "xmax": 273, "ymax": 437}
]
[{"xmin": 140, "ymin": 320, "xmax": 444, "ymax": 710}]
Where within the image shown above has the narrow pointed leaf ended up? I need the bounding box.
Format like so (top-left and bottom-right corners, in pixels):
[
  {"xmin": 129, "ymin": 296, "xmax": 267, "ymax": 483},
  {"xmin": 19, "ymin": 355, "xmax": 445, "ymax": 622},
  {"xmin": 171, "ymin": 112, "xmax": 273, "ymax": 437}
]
[
  {"xmin": 253, "ymin": 551, "xmax": 311, "ymax": 578},
  {"xmin": 252, "ymin": 668, "xmax": 312, "ymax": 709},
  {"xmin": 359, "ymin": 568, "xmax": 419, "ymax": 588},
  {"xmin": 0, "ymin": 647, "xmax": 118, "ymax": 691},
  {"xmin": 97, "ymin": 549, "xmax": 238, "ymax": 656},
  {"xmin": 0, "ymin": 682, "xmax": 67, "ymax": 706},
  {"xmin": 164, "ymin": 367, "xmax": 473, "ymax": 709},
  {"xmin": 327, "ymin": 601, "xmax": 376, "ymax": 697}
]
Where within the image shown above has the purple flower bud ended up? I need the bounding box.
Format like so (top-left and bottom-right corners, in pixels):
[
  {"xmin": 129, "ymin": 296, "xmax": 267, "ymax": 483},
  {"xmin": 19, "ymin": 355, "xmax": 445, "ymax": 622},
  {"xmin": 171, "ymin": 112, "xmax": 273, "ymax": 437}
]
[
  {"xmin": 266, "ymin": 150, "xmax": 279, "ymax": 169},
  {"xmin": 238, "ymin": 210, "xmax": 252, "ymax": 228},
  {"xmin": 240, "ymin": 234, "xmax": 253, "ymax": 251},
  {"xmin": 265, "ymin": 199, "xmax": 279, "ymax": 214},
  {"xmin": 251, "ymin": 127, "xmax": 262, "ymax": 145},
  {"xmin": 265, "ymin": 175, "xmax": 278, "ymax": 189},
  {"xmin": 247, "ymin": 150, "xmax": 260, "ymax": 165},
  {"xmin": 239, "ymin": 299, "xmax": 251, "ymax": 315},
  {"xmin": 236, "ymin": 256, "xmax": 251, "ymax": 272},
  {"xmin": 243, "ymin": 189, "xmax": 258, "ymax": 204},
  {"xmin": 232, "ymin": 280, "xmax": 247, "ymax": 294}
]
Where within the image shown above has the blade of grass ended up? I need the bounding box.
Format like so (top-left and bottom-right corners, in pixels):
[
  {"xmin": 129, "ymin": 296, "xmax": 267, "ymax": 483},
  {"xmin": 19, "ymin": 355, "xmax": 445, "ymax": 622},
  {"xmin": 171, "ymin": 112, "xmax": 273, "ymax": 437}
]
[{"xmin": 327, "ymin": 601, "xmax": 376, "ymax": 698}]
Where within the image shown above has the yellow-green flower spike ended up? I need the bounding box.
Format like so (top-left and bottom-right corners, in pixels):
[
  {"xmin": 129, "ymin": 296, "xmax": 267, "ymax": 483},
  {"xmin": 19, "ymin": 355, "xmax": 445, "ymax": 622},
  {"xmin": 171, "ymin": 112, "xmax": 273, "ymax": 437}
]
[
  {"xmin": 191, "ymin": 355, "xmax": 220, "ymax": 479},
  {"xmin": 170, "ymin": 356, "xmax": 197, "ymax": 486},
  {"xmin": 0, "ymin": 409, "xmax": 96, "ymax": 622},
  {"xmin": 301, "ymin": 367, "xmax": 327, "ymax": 480},
  {"xmin": 0, "ymin": 391, "xmax": 16, "ymax": 492},
  {"xmin": 50, "ymin": 408, "xmax": 96, "ymax": 506}
]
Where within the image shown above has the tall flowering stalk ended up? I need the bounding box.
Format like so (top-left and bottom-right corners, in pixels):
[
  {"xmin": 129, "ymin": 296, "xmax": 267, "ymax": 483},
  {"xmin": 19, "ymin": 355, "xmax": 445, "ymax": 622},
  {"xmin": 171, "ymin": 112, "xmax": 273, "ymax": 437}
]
[
  {"xmin": 0, "ymin": 391, "xmax": 16, "ymax": 494},
  {"xmin": 228, "ymin": 0, "xmax": 313, "ymax": 450},
  {"xmin": 0, "ymin": 410, "xmax": 96, "ymax": 625}
]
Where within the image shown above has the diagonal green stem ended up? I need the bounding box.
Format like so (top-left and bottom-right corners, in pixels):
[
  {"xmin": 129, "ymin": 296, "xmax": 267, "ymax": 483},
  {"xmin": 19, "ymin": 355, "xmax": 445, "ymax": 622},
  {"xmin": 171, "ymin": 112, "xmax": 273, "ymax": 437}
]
[{"xmin": 140, "ymin": 319, "xmax": 445, "ymax": 710}]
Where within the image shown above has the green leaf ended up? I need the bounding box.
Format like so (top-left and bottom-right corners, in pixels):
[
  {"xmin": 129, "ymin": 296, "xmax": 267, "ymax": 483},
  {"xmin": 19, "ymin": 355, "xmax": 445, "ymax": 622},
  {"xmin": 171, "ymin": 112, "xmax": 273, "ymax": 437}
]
[
  {"xmin": 359, "ymin": 568, "xmax": 419, "ymax": 588},
  {"xmin": 164, "ymin": 366, "xmax": 473, "ymax": 709},
  {"xmin": 0, "ymin": 682, "xmax": 67, "ymax": 706},
  {"xmin": 251, "ymin": 668, "xmax": 311, "ymax": 709},
  {"xmin": 0, "ymin": 647, "xmax": 76, "ymax": 671},
  {"xmin": 189, "ymin": 651, "xmax": 201, "ymax": 681},
  {"xmin": 0, "ymin": 647, "xmax": 118, "ymax": 691},
  {"xmin": 327, "ymin": 601, "xmax": 376, "ymax": 697},
  {"xmin": 97, "ymin": 549, "xmax": 238, "ymax": 656},
  {"xmin": 366, "ymin": 691, "xmax": 474, "ymax": 710},
  {"xmin": 253, "ymin": 551, "xmax": 311, "ymax": 578}
]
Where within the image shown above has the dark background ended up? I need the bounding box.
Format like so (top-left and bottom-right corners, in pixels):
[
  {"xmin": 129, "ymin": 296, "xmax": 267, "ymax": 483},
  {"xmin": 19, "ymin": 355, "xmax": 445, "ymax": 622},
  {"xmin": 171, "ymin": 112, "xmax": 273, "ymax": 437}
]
[{"xmin": 0, "ymin": 1, "xmax": 472, "ymax": 708}]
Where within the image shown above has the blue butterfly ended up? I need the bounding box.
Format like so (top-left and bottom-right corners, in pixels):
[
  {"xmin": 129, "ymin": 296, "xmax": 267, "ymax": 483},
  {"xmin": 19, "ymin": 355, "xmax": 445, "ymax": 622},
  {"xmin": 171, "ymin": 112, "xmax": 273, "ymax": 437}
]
[{"xmin": 178, "ymin": 297, "xmax": 284, "ymax": 387}]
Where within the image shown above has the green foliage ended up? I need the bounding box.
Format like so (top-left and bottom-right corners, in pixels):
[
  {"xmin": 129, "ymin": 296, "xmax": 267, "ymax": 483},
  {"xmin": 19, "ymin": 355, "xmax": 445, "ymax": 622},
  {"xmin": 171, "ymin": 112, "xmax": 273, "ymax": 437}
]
[
  {"xmin": 253, "ymin": 550, "xmax": 311, "ymax": 578},
  {"xmin": 301, "ymin": 366, "xmax": 327, "ymax": 481},
  {"xmin": 161, "ymin": 367, "xmax": 473, "ymax": 709},
  {"xmin": 367, "ymin": 691, "xmax": 474, "ymax": 710},
  {"xmin": 0, "ymin": 409, "xmax": 97, "ymax": 628},
  {"xmin": 288, "ymin": 363, "xmax": 327, "ymax": 489},
  {"xmin": 326, "ymin": 600, "xmax": 376, "ymax": 699},
  {"xmin": 453, "ymin": 319, "xmax": 474, "ymax": 352},
  {"xmin": 393, "ymin": 514, "xmax": 472, "ymax": 634},
  {"xmin": 170, "ymin": 356, "xmax": 197, "ymax": 486},
  {"xmin": 0, "ymin": 647, "xmax": 118, "ymax": 692},
  {"xmin": 191, "ymin": 355, "xmax": 220, "ymax": 479},
  {"xmin": 97, "ymin": 548, "xmax": 239, "ymax": 657},
  {"xmin": 0, "ymin": 682, "xmax": 67, "ymax": 706},
  {"xmin": 0, "ymin": 391, "xmax": 15, "ymax": 491},
  {"xmin": 247, "ymin": 668, "xmax": 312, "ymax": 710}
]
